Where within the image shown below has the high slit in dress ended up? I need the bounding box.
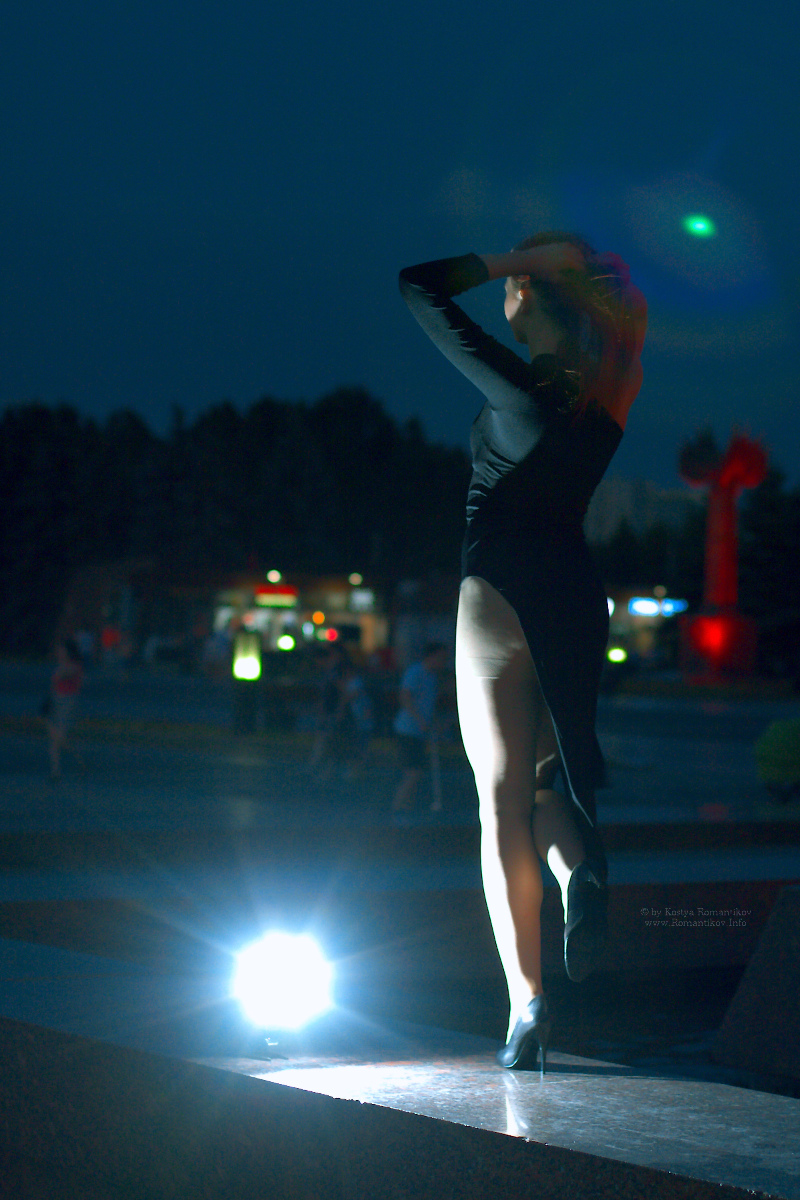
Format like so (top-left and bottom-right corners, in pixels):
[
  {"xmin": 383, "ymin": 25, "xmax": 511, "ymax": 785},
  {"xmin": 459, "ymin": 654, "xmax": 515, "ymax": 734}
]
[{"xmin": 399, "ymin": 254, "xmax": 623, "ymax": 880}]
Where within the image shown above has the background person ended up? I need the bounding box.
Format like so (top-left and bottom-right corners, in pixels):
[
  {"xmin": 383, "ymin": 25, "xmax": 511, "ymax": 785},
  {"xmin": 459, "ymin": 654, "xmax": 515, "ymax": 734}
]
[
  {"xmin": 392, "ymin": 642, "xmax": 448, "ymax": 812},
  {"xmin": 340, "ymin": 656, "xmax": 375, "ymax": 775},
  {"xmin": 306, "ymin": 642, "xmax": 348, "ymax": 779},
  {"xmin": 43, "ymin": 636, "xmax": 85, "ymax": 780},
  {"xmin": 399, "ymin": 235, "xmax": 646, "ymax": 1072}
]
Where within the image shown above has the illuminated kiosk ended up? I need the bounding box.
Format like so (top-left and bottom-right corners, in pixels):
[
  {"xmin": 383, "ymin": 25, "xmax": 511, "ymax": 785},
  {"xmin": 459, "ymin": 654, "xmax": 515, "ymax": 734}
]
[{"xmin": 679, "ymin": 430, "xmax": 767, "ymax": 676}]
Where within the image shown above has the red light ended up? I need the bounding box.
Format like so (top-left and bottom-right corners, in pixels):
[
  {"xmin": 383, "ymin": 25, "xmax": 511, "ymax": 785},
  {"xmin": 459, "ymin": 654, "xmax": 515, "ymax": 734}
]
[
  {"xmin": 682, "ymin": 612, "xmax": 759, "ymax": 673},
  {"xmin": 325, "ymin": 628, "xmax": 339, "ymax": 641},
  {"xmin": 691, "ymin": 615, "xmax": 730, "ymax": 659}
]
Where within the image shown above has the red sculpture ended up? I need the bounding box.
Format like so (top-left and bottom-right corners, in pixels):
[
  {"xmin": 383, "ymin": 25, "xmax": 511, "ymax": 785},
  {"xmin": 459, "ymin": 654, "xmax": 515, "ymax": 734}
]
[{"xmin": 679, "ymin": 430, "xmax": 767, "ymax": 674}]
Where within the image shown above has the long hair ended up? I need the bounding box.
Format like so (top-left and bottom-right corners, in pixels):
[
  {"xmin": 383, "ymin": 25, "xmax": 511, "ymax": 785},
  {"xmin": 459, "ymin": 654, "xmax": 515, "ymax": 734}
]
[{"xmin": 512, "ymin": 231, "xmax": 633, "ymax": 415}]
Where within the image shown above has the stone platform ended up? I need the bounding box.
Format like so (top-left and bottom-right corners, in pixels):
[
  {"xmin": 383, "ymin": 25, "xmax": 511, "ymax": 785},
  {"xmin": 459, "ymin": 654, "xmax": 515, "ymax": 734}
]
[
  {"xmin": 2, "ymin": 685, "xmax": 799, "ymax": 1194},
  {"xmin": 2, "ymin": 1015, "xmax": 798, "ymax": 1200}
]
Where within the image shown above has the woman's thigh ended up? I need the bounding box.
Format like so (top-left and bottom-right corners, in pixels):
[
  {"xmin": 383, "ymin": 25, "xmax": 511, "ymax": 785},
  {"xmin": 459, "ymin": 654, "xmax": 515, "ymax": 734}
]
[{"xmin": 456, "ymin": 577, "xmax": 559, "ymax": 811}]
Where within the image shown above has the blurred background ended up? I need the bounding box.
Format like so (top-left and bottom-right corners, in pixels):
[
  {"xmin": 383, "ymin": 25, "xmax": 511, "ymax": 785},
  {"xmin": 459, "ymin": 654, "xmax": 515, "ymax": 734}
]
[
  {"xmin": 1, "ymin": 0, "xmax": 799, "ymax": 1100},
  {"xmin": 2, "ymin": 0, "xmax": 799, "ymax": 669}
]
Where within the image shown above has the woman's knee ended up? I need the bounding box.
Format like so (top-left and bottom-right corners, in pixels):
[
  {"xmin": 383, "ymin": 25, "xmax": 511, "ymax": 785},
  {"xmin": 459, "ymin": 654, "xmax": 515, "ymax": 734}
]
[
  {"xmin": 535, "ymin": 752, "xmax": 560, "ymax": 791},
  {"xmin": 477, "ymin": 771, "xmax": 537, "ymax": 825}
]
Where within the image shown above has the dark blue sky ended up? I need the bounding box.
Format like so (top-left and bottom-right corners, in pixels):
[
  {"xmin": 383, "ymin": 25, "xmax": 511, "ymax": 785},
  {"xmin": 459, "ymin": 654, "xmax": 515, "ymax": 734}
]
[{"xmin": 3, "ymin": 0, "xmax": 799, "ymax": 486}]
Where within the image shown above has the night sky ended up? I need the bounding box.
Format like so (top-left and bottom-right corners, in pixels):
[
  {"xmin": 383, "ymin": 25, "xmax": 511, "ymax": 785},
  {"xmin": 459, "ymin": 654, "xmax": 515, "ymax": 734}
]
[{"xmin": 3, "ymin": 1, "xmax": 799, "ymax": 487}]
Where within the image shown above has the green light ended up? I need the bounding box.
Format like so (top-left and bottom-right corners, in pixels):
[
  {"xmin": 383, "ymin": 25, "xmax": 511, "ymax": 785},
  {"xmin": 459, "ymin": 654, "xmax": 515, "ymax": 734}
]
[
  {"xmin": 233, "ymin": 631, "xmax": 262, "ymax": 680},
  {"xmin": 682, "ymin": 214, "xmax": 716, "ymax": 238},
  {"xmin": 233, "ymin": 653, "xmax": 261, "ymax": 680}
]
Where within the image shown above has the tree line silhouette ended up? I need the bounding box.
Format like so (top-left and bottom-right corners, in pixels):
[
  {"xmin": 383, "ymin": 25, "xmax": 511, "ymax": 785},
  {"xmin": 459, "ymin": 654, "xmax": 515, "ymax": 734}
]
[
  {"xmin": 1, "ymin": 393, "xmax": 798, "ymax": 658},
  {"xmin": 1, "ymin": 390, "xmax": 471, "ymax": 654}
]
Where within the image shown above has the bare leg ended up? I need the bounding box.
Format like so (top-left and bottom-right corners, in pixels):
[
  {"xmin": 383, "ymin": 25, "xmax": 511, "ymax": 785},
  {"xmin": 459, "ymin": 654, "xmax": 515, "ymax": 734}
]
[
  {"xmin": 45, "ymin": 720, "xmax": 64, "ymax": 779},
  {"xmin": 308, "ymin": 727, "xmax": 330, "ymax": 770},
  {"xmin": 533, "ymin": 790, "xmax": 585, "ymax": 918},
  {"xmin": 393, "ymin": 767, "xmax": 422, "ymax": 811},
  {"xmin": 526, "ymin": 658, "xmax": 587, "ymax": 912},
  {"xmin": 457, "ymin": 577, "xmax": 586, "ymax": 1035}
]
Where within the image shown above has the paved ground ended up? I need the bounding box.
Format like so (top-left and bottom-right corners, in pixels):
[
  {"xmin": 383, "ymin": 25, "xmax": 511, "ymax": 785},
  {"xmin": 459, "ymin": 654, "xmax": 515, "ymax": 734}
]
[{"xmin": 1, "ymin": 659, "xmax": 799, "ymax": 1097}]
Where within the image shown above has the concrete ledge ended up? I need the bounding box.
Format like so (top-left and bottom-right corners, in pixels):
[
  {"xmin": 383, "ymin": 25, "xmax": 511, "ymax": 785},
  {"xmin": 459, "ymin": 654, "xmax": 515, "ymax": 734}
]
[
  {"xmin": 714, "ymin": 886, "xmax": 800, "ymax": 1080},
  {"xmin": 2, "ymin": 1018, "xmax": 798, "ymax": 1199}
]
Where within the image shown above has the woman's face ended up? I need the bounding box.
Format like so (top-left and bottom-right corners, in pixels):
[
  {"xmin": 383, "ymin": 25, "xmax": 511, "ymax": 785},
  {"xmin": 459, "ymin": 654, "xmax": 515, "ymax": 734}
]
[
  {"xmin": 504, "ymin": 278, "xmax": 564, "ymax": 354},
  {"xmin": 504, "ymin": 277, "xmax": 531, "ymax": 343}
]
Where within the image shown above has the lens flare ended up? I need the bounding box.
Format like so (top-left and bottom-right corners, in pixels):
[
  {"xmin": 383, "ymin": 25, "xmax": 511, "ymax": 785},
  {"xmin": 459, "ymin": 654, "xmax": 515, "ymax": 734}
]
[{"xmin": 682, "ymin": 213, "xmax": 716, "ymax": 238}]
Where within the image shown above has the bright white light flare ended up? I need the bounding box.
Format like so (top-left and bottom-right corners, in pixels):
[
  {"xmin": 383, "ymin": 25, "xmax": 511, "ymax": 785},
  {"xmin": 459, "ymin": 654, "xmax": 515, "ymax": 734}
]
[
  {"xmin": 232, "ymin": 932, "xmax": 333, "ymax": 1029},
  {"xmin": 233, "ymin": 654, "xmax": 261, "ymax": 680}
]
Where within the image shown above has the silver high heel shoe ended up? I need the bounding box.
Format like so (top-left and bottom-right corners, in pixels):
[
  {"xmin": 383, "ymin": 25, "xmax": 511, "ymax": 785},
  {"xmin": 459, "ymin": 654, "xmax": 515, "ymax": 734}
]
[
  {"xmin": 495, "ymin": 995, "xmax": 552, "ymax": 1075},
  {"xmin": 564, "ymin": 862, "xmax": 608, "ymax": 982}
]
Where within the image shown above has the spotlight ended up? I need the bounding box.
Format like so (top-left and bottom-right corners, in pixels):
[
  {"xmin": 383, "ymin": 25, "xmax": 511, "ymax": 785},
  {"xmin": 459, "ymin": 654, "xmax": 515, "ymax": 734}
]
[{"xmin": 232, "ymin": 932, "xmax": 333, "ymax": 1030}]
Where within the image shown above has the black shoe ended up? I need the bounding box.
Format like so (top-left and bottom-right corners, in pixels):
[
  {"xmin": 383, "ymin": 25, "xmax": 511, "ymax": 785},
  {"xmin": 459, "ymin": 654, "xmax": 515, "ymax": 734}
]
[
  {"xmin": 564, "ymin": 862, "xmax": 608, "ymax": 983},
  {"xmin": 495, "ymin": 995, "xmax": 552, "ymax": 1075}
]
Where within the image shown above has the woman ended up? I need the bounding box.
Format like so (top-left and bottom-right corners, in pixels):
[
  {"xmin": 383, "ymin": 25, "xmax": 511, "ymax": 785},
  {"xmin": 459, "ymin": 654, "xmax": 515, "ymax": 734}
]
[
  {"xmin": 44, "ymin": 636, "xmax": 85, "ymax": 779},
  {"xmin": 399, "ymin": 234, "xmax": 646, "ymax": 1073}
]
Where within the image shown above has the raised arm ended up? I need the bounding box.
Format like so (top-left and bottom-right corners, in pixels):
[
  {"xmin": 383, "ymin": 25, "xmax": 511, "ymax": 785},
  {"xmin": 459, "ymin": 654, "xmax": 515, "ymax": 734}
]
[
  {"xmin": 399, "ymin": 245, "xmax": 646, "ymax": 426},
  {"xmin": 478, "ymin": 242, "xmax": 588, "ymax": 283},
  {"xmin": 398, "ymin": 254, "xmax": 535, "ymax": 405}
]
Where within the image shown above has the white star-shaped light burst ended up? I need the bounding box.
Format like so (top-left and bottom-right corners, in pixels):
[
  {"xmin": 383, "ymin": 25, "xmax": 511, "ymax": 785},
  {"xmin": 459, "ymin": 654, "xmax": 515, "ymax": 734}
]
[{"xmin": 232, "ymin": 931, "xmax": 333, "ymax": 1030}]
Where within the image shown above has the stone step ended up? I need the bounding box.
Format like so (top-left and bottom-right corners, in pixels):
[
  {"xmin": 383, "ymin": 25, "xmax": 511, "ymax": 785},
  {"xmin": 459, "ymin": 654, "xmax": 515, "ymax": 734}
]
[{"xmin": 1, "ymin": 1016, "xmax": 797, "ymax": 1200}]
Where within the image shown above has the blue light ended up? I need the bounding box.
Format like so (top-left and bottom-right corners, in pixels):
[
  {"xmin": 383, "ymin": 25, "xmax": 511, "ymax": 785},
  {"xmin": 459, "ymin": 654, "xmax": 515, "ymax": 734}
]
[
  {"xmin": 661, "ymin": 598, "xmax": 689, "ymax": 616},
  {"xmin": 629, "ymin": 598, "xmax": 661, "ymax": 617}
]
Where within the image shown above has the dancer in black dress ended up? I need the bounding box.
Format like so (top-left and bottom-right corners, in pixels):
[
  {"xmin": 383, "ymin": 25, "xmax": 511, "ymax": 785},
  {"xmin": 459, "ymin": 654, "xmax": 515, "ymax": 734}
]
[{"xmin": 399, "ymin": 234, "xmax": 646, "ymax": 1072}]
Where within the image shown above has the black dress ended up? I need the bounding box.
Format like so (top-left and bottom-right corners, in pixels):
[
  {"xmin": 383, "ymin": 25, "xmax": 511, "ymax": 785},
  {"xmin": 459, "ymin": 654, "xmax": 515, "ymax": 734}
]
[{"xmin": 399, "ymin": 254, "xmax": 623, "ymax": 877}]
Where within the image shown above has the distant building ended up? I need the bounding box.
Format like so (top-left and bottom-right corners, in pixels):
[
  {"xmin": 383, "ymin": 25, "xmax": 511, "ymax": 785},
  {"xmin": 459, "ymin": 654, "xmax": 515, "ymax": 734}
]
[
  {"xmin": 585, "ymin": 477, "xmax": 702, "ymax": 545},
  {"xmin": 57, "ymin": 561, "xmax": 389, "ymax": 666}
]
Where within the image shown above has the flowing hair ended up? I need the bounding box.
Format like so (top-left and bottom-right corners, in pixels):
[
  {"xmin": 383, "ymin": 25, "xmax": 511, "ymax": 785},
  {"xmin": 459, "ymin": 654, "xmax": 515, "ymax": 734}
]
[{"xmin": 511, "ymin": 232, "xmax": 635, "ymax": 415}]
